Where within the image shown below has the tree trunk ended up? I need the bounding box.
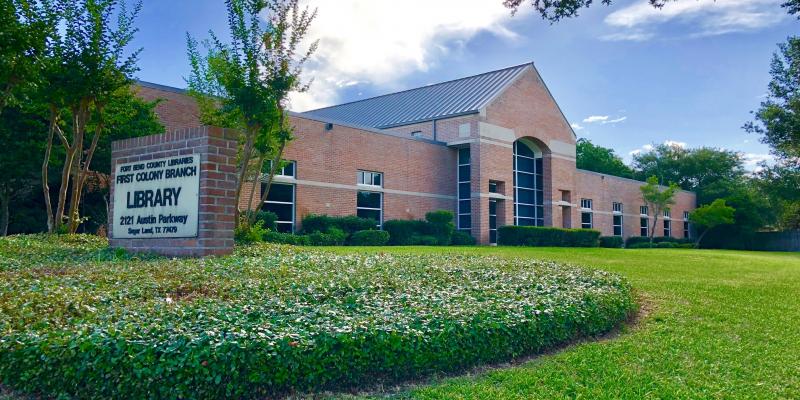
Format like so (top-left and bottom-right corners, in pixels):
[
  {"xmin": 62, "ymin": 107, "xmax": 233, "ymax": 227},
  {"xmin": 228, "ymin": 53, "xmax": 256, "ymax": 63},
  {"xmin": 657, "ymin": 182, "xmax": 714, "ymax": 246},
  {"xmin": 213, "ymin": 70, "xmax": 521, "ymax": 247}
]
[
  {"xmin": 245, "ymin": 154, "xmax": 266, "ymax": 216},
  {"xmin": 695, "ymin": 229, "xmax": 709, "ymax": 249},
  {"xmin": 233, "ymin": 125, "xmax": 259, "ymax": 228},
  {"xmin": 42, "ymin": 109, "xmax": 57, "ymax": 232},
  {"xmin": 0, "ymin": 189, "xmax": 9, "ymax": 236},
  {"xmin": 649, "ymin": 212, "xmax": 660, "ymax": 244},
  {"xmin": 65, "ymin": 102, "xmax": 89, "ymax": 233},
  {"xmin": 68, "ymin": 106, "xmax": 102, "ymax": 234}
]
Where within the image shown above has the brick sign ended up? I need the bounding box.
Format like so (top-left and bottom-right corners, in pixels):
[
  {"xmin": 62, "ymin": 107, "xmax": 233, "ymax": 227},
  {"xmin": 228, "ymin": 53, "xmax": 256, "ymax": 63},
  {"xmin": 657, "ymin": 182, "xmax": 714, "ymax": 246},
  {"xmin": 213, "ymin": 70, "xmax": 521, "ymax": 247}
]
[{"xmin": 112, "ymin": 154, "xmax": 200, "ymax": 239}]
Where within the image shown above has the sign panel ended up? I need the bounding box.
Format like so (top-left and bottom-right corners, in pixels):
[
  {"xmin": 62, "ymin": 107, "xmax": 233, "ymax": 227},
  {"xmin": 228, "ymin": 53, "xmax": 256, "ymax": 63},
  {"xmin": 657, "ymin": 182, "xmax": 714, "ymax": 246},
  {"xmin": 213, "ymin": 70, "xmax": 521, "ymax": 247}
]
[{"xmin": 112, "ymin": 155, "xmax": 200, "ymax": 239}]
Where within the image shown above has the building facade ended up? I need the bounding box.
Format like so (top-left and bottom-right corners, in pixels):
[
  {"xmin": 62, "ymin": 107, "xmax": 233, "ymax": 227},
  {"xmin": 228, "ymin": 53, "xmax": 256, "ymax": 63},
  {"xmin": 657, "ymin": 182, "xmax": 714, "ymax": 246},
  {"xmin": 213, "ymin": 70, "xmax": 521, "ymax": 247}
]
[{"xmin": 136, "ymin": 62, "xmax": 696, "ymax": 244}]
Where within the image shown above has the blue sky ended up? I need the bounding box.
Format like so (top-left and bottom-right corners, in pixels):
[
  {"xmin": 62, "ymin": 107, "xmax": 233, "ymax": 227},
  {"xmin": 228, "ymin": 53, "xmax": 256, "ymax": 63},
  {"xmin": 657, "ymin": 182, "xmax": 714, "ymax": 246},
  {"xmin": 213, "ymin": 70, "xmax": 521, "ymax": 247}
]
[{"xmin": 132, "ymin": 0, "xmax": 797, "ymax": 168}]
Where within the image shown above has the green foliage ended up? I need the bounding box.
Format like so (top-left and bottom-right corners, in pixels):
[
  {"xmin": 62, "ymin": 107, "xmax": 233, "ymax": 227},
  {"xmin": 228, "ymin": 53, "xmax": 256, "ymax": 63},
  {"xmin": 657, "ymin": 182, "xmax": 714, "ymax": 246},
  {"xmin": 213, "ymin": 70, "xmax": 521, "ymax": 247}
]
[
  {"xmin": 410, "ymin": 235, "xmax": 439, "ymax": 246},
  {"xmin": 0, "ymin": 235, "xmax": 634, "ymax": 399},
  {"xmin": 690, "ymin": 199, "xmax": 736, "ymax": 248},
  {"xmin": 624, "ymin": 236, "xmax": 694, "ymax": 247},
  {"xmin": 263, "ymin": 230, "xmax": 311, "ymax": 245},
  {"xmin": 300, "ymin": 214, "xmax": 377, "ymax": 236},
  {"xmin": 234, "ymin": 220, "xmax": 269, "ymax": 244},
  {"xmin": 424, "ymin": 210, "xmax": 455, "ymax": 245},
  {"xmin": 497, "ymin": 226, "xmax": 600, "ymax": 247},
  {"xmin": 599, "ymin": 236, "xmax": 624, "ymax": 248},
  {"xmin": 348, "ymin": 230, "xmax": 390, "ymax": 246},
  {"xmin": 450, "ymin": 231, "xmax": 477, "ymax": 246},
  {"xmin": 640, "ymin": 176, "xmax": 679, "ymax": 240},
  {"xmin": 576, "ymin": 138, "xmax": 634, "ymax": 178},
  {"xmin": 307, "ymin": 227, "xmax": 347, "ymax": 246},
  {"xmin": 384, "ymin": 219, "xmax": 427, "ymax": 245},
  {"xmin": 627, "ymin": 241, "xmax": 694, "ymax": 249},
  {"xmin": 241, "ymin": 210, "xmax": 279, "ymax": 231}
]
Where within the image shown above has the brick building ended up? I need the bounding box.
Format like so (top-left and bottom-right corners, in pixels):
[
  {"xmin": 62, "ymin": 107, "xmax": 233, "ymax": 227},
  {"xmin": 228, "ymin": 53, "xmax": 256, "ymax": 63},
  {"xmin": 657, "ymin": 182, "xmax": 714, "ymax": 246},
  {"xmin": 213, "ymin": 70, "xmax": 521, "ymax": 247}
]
[{"xmin": 135, "ymin": 62, "xmax": 695, "ymax": 244}]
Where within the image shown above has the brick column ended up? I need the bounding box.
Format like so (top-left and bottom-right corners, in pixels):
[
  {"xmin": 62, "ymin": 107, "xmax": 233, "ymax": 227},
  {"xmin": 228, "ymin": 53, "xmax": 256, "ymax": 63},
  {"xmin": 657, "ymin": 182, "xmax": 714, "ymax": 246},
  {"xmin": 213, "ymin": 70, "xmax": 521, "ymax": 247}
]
[{"xmin": 109, "ymin": 126, "xmax": 238, "ymax": 257}]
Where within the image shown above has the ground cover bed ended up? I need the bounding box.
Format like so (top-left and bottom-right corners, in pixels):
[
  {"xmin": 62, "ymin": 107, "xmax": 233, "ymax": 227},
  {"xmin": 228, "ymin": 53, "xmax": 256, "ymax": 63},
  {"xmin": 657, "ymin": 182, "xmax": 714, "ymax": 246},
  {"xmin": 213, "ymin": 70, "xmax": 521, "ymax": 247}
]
[{"xmin": 0, "ymin": 235, "xmax": 634, "ymax": 399}]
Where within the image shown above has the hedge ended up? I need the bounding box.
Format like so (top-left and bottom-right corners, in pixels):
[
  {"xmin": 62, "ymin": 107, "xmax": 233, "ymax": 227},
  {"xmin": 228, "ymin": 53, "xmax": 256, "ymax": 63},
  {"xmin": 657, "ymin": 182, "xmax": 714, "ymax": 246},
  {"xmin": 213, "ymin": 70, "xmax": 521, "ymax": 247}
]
[
  {"xmin": 348, "ymin": 230, "xmax": 390, "ymax": 246},
  {"xmin": 0, "ymin": 235, "xmax": 635, "ymax": 399},
  {"xmin": 599, "ymin": 236, "xmax": 624, "ymax": 248},
  {"xmin": 497, "ymin": 226, "xmax": 601, "ymax": 247},
  {"xmin": 625, "ymin": 236, "xmax": 694, "ymax": 247},
  {"xmin": 383, "ymin": 211, "xmax": 455, "ymax": 246},
  {"xmin": 384, "ymin": 219, "xmax": 427, "ymax": 245},
  {"xmin": 450, "ymin": 231, "xmax": 477, "ymax": 246},
  {"xmin": 301, "ymin": 214, "xmax": 377, "ymax": 236}
]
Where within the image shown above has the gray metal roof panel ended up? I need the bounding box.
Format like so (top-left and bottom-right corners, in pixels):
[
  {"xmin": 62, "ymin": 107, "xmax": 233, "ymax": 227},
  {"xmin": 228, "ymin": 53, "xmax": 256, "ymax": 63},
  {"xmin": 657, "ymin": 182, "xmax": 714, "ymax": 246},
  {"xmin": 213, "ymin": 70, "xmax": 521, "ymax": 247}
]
[{"xmin": 301, "ymin": 63, "xmax": 532, "ymax": 128}]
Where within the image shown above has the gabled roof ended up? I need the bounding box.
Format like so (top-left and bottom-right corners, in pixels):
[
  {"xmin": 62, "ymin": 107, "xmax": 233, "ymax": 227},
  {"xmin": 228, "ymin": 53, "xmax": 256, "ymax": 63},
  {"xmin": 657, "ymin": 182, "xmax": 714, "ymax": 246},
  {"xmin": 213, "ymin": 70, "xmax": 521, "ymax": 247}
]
[{"xmin": 301, "ymin": 62, "xmax": 533, "ymax": 129}]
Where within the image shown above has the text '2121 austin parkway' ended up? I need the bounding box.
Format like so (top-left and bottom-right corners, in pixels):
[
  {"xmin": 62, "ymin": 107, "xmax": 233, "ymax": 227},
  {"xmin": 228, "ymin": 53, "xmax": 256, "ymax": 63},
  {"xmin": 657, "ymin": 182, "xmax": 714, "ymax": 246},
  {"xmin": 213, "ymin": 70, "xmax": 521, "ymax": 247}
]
[{"xmin": 112, "ymin": 155, "xmax": 200, "ymax": 238}]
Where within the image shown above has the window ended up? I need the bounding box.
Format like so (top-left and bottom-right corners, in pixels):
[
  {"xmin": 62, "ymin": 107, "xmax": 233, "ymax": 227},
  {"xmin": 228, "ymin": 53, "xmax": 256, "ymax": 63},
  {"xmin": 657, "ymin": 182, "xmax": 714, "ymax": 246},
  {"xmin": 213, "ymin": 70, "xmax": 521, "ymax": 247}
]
[
  {"xmin": 489, "ymin": 181, "xmax": 498, "ymax": 193},
  {"xmin": 613, "ymin": 202, "xmax": 623, "ymax": 213},
  {"xmin": 683, "ymin": 211, "xmax": 690, "ymax": 238},
  {"xmin": 613, "ymin": 214, "xmax": 623, "ymax": 236},
  {"xmin": 357, "ymin": 170, "xmax": 382, "ymax": 187},
  {"xmin": 489, "ymin": 199, "xmax": 497, "ymax": 244},
  {"xmin": 266, "ymin": 160, "xmax": 296, "ymax": 178},
  {"xmin": 640, "ymin": 217, "xmax": 649, "ymax": 237},
  {"xmin": 411, "ymin": 130, "xmax": 423, "ymax": 138},
  {"xmin": 513, "ymin": 139, "xmax": 544, "ymax": 227},
  {"xmin": 262, "ymin": 182, "xmax": 295, "ymax": 233},
  {"xmin": 640, "ymin": 205, "xmax": 648, "ymax": 215},
  {"xmin": 664, "ymin": 219, "xmax": 671, "ymax": 237},
  {"xmin": 457, "ymin": 148, "xmax": 471, "ymax": 232},
  {"xmin": 663, "ymin": 209, "xmax": 671, "ymax": 219},
  {"xmin": 581, "ymin": 211, "xmax": 593, "ymax": 229},
  {"xmin": 356, "ymin": 191, "xmax": 382, "ymax": 228},
  {"xmin": 581, "ymin": 198, "xmax": 593, "ymax": 209}
]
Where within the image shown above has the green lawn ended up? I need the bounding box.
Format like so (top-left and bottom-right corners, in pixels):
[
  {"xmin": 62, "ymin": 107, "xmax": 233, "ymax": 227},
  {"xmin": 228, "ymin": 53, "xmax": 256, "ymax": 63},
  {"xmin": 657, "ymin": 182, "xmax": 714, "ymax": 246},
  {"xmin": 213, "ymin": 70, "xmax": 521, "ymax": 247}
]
[{"xmin": 328, "ymin": 246, "xmax": 800, "ymax": 399}]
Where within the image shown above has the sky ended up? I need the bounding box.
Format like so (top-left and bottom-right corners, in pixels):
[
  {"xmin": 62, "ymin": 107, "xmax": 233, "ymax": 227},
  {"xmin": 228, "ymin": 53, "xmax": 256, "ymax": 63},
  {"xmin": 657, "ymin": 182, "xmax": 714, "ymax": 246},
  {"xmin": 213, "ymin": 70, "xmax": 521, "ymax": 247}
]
[{"xmin": 131, "ymin": 0, "xmax": 798, "ymax": 169}]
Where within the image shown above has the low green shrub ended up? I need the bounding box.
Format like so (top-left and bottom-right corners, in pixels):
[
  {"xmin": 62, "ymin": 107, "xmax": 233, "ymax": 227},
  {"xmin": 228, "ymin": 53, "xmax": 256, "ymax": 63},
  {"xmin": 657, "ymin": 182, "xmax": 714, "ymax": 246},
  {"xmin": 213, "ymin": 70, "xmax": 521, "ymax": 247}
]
[
  {"xmin": 0, "ymin": 235, "xmax": 634, "ymax": 399},
  {"xmin": 241, "ymin": 210, "xmax": 279, "ymax": 231},
  {"xmin": 263, "ymin": 231, "xmax": 311, "ymax": 246},
  {"xmin": 450, "ymin": 230, "xmax": 477, "ymax": 246},
  {"xmin": 497, "ymin": 226, "xmax": 600, "ymax": 247},
  {"xmin": 599, "ymin": 236, "xmax": 624, "ymax": 248},
  {"xmin": 301, "ymin": 214, "xmax": 377, "ymax": 236},
  {"xmin": 424, "ymin": 210, "xmax": 455, "ymax": 245},
  {"xmin": 384, "ymin": 219, "xmax": 427, "ymax": 245},
  {"xmin": 307, "ymin": 227, "xmax": 347, "ymax": 246},
  {"xmin": 410, "ymin": 235, "xmax": 439, "ymax": 246},
  {"xmin": 349, "ymin": 230, "xmax": 390, "ymax": 246},
  {"xmin": 625, "ymin": 236, "xmax": 694, "ymax": 247},
  {"xmin": 234, "ymin": 220, "xmax": 270, "ymax": 244}
]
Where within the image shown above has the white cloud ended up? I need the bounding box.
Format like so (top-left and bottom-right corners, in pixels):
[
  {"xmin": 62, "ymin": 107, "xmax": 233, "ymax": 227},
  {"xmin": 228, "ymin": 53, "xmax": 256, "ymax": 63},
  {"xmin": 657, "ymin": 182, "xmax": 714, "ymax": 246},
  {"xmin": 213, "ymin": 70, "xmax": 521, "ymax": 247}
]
[
  {"xmin": 583, "ymin": 115, "xmax": 609, "ymax": 123},
  {"xmin": 603, "ymin": 0, "xmax": 785, "ymax": 41},
  {"xmin": 288, "ymin": 0, "xmax": 523, "ymax": 111},
  {"xmin": 602, "ymin": 116, "xmax": 627, "ymax": 124},
  {"xmin": 570, "ymin": 122, "xmax": 584, "ymax": 131},
  {"xmin": 628, "ymin": 143, "xmax": 654, "ymax": 156},
  {"xmin": 664, "ymin": 140, "xmax": 687, "ymax": 148},
  {"xmin": 743, "ymin": 153, "xmax": 774, "ymax": 172}
]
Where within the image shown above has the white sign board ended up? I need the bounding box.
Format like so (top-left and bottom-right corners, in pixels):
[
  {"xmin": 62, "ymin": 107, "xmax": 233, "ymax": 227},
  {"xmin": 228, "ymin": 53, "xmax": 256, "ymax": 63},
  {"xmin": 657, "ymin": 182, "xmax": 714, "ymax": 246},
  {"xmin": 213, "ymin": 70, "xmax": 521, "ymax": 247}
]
[{"xmin": 112, "ymin": 155, "xmax": 199, "ymax": 239}]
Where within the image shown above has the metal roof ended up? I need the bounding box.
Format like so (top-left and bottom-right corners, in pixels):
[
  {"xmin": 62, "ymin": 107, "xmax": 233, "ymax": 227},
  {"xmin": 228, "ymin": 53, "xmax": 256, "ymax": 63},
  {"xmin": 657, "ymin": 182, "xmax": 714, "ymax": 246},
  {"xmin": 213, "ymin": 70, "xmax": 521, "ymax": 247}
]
[{"xmin": 301, "ymin": 63, "xmax": 532, "ymax": 129}]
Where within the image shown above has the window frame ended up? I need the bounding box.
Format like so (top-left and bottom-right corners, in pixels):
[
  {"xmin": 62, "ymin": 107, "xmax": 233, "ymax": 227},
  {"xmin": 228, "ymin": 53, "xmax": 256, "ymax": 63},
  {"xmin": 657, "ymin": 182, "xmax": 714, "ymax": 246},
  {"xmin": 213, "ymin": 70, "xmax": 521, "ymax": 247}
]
[
  {"xmin": 613, "ymin": 214, "xmax": 623, "ymax": 236},
  {"xmin": 262, "ymin": 182, "xmax": 296, "ymax": 233},
  {"xmin": 640, "ymin": 205, "xmax": 648, "ymax": 216},
  {"xmin": 640, "ymin": 217, "xmax": 649, "ymax": 237},
  {"xmin": 664, "ymin": 219, "xmax": 672, "ymax": 237},
  {"xmin": 357, "ymin": 170, "xmax": 383, "ymax": 188},
  {"xmin": 356, "ymin": 190, "xmax": 383, "ymax": 229},
  {"xmin": 613, "ymin": 202, "xmax": 623, "ymax": 213},
  {"xmin": 457, "ymin": 147, "xmax": 471, "ymax": 232}
]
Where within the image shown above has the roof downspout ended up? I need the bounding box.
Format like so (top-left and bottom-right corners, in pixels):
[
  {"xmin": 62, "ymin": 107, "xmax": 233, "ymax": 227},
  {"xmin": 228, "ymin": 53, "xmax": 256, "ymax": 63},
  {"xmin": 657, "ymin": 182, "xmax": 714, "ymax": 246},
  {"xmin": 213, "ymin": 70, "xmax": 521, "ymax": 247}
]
[{"xmin": 433, "ymin": 119, "xmax": 438, "ymax": 141}]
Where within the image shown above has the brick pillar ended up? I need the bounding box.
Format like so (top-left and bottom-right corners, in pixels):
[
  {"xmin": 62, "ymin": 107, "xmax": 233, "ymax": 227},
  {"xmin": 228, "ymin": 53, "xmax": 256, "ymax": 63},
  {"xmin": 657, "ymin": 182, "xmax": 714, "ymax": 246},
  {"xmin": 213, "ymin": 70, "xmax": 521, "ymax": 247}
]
[{"xmin": 109, "ymin": 126, "xmax": 238, "ymax": 257}]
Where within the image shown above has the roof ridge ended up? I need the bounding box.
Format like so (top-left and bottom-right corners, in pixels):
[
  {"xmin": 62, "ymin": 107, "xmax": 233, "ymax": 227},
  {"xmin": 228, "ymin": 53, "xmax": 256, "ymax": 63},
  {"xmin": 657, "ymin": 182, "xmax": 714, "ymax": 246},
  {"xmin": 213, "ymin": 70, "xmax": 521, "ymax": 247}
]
[{"xmin": 303, "ymin": 62, "xmax": 534, "ymax": 113}]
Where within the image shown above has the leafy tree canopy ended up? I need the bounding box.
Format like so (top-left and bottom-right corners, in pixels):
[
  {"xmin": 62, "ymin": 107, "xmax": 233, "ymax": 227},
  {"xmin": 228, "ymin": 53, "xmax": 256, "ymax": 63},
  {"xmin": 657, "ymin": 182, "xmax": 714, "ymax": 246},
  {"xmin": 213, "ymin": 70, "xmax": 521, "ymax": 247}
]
[
  {"xmin": 689, "ymin": 199, "xmax": 735, "ymax": 248},
  {"xmin": 640, "ymin": 175, "xmax": 679, "ymax": 241},
  {"xmin": 576, "ymin": 138, "xmax": 634, "ymax": 178}
]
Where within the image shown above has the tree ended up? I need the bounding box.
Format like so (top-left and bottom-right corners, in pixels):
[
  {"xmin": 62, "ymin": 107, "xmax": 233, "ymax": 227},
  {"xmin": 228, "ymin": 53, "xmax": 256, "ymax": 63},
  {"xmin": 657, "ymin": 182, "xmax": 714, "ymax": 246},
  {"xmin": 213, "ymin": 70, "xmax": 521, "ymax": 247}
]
[
  {"xmin": 640, "ymin": 175, "xmax": 679, "ymax": 243},
  {"xmin": 38, "ymin": 0, "xmax": 142, "ymax": 233},
  {"xmin": 0, "ymin": 106, "xmax": 45, "ymax": 235},
  {"xmin": 187, "ymin": 0, "xmax": 317, "ymax": 228},
  {"xmin": 690, "ymin": 199, "xmax": 736, "ymax": 249},
  {"xmin": 0, "ymin": 0, "xmax": 58, "ymax": 115},
  {"xmin": 576, "ymin": 138, "xmax": 634, "ymax": 178}
]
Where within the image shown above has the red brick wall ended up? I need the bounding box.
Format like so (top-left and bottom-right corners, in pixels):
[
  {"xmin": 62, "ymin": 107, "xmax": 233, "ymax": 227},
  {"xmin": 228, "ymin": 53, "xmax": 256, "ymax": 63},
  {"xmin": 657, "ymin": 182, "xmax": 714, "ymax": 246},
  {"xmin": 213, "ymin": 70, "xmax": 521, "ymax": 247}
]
[
  {"xmin": 109, "ymin": 126, "xmax": 238, "ymax": 256},
  {"xmin": 134, "ymin": 83, "xmax": 203, "ymax": 133}
]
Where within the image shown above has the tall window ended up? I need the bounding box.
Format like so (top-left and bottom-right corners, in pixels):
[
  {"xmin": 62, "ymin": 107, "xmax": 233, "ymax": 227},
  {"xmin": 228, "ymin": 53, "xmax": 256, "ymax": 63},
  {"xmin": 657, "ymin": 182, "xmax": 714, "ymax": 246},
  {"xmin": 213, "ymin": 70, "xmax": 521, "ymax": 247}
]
[
  {"xmin": 683, "ymin": 211, "xmax": 691, "ymax": 238},
  {"xmin": 513, "ymin": 139, "xmax": 544, "ymax": 226},
  {"xmin": 261, "ymin": 161, "xmax": 296, "ymax": 233},
  {"xmin": 489, "ymin": 199, "xmax": 497, "ymax": 244},
  {"xmin": 356, "ymin": 170, "xmax": 383, "ymax": 228},
  {"xmin": 664, "ymin": 209, "xmax": 671, "ymax": 219},
  {"xmin": 640, "ymin": 205, "xmax": 648, "ymax": 216},
  {"xmin": 581, "ymin": 198, "xmax": 593, "ymax": 229},
  {"xmin": 613, "ymin": 202, "xmax": 623, "ymax": 236},
  {"xmin": 663, "ymin": 219, "xmax": 671, "ymax": 237},
  {"xmin": 457, "ymin": 148, "xmax": 471, "ymax": 232},
  {"xmin": 640, "ymin": 217, "xmax": 649, "ymax": 237}
]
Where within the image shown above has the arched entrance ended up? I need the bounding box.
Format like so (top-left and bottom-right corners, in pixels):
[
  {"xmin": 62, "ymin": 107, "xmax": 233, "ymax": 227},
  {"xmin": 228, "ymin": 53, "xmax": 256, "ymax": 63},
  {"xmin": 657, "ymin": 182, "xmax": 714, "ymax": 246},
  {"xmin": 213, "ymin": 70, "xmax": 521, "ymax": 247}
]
[{"xmin": 513, "ymin": 138, "xmax": 544, "ymax": 226}]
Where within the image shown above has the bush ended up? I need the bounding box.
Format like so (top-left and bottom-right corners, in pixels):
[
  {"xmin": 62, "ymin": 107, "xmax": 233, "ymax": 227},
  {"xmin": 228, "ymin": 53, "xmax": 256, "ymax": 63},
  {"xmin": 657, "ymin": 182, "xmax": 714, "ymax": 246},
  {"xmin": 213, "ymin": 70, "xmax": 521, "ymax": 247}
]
[
  {"xmin": 497, "ymin": 226, "xmax": 600, "ymax": 247},
  {"xmin": 0, "ymin": 236, "xmax": 634, "ymax": 399},
  {"xmin": 241, "ymin": 210, "xmax": 278, "ymax": 231},
  {"xmin": 308, "ymin": 227, "xmax": 348, "ymax": 246},
  {"xmin": 625, "ymin": 236, "xmax": 694, "ymax": 247},
  {"xmin": 450, "ymin": 230, "xmax": 477, "ymax": 246},
  {"xmin": 301, "ymin": 214, "xmax": 377, "ymax": 236},
  {"xmin": 264, "ymin": 231, "xmax": 311, "ymax": 246},
  {"xmin": 234, "ymin": 220, "xmax": 269, "ymax": 244},
  {"xmin": 599, "ymin": 236, "xmax": 624, "ymax": 248},
  {"xmin": 410, "ymin": 235, "xmax": 439, "ymax": 246},
  {"xmin": 384, "ymin": 219, "xmax": 427, "ymax": 245},
  {"xmin": 424, "ymin": 210, "xmax": 455, "ymax": 245},
  {"xmin": 348, "ymin": 230, "xmax": 390, "ymax": 246}
]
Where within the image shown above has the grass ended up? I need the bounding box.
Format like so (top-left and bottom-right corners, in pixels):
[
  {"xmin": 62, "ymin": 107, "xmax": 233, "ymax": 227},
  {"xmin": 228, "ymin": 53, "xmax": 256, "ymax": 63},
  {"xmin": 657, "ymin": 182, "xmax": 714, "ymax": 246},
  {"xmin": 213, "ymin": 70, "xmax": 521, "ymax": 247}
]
[{"xmin": 327, "ymin": 246, "xmax": 800, "ymax": 399}]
